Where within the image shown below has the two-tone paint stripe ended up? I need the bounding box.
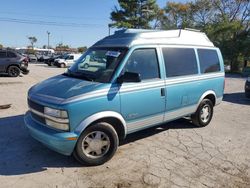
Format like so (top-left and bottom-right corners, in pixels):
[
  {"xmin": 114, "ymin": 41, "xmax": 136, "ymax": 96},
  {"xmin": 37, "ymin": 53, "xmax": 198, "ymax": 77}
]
[{"xmin": 30, "ymin": 72, "xmax": 224, "ymax": 105}]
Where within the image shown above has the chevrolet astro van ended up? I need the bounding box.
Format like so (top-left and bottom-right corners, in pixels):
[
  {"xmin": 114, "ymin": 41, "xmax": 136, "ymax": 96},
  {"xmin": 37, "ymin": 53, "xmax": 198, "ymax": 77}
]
[{"xmin": 25, "ymin": 29, "xmax": 225, "ymax": 165}]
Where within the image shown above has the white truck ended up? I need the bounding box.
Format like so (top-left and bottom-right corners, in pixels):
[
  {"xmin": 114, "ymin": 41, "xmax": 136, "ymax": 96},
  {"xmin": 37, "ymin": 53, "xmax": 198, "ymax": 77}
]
[{"xmin": 55, "ymin": 53, "xmax": 82, "ymax": 68}]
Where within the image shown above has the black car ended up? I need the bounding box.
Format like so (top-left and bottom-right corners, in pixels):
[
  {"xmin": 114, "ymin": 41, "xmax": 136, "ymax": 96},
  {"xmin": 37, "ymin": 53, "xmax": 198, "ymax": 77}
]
[
  {"xmin": 44, "ymin": 55, "xmax": 63, "ymax": 66},
  {"xmin": 245, "ymin": 76, "xmax": 250, "ymax": 98},
  {"xmin": 0, "ymin": 49, "xmax": 29, "ymax": 77}
]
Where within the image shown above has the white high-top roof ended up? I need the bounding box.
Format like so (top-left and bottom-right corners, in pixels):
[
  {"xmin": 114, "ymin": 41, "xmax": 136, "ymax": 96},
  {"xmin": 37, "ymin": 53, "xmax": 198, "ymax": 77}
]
[{"xmin": 93, "ymin": 29, "xmax": 214, "ymax": 47}]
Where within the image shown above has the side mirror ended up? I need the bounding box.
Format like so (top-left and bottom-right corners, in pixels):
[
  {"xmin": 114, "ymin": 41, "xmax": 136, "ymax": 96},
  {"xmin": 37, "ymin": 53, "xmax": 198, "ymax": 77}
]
[{"xmin": 117, "ymin": 72, "xmax": 141, "ymax": 84}]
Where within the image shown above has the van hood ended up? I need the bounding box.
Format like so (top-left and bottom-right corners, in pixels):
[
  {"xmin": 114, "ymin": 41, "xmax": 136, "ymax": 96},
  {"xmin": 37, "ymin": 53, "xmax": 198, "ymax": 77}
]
[{"xmin": 28, "ymin": 74, "xmax": 106, "ymax": 103}]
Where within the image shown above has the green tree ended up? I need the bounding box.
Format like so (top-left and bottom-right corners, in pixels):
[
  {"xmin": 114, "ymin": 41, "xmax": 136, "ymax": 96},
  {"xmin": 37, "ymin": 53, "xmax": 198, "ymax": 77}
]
[
  {"xmin": 157, "ymin": 0, "xmax": 249, "ymax": 72},
  {"xmin": 0, "ymin": 44, "xmax": 3, "ymax": 49},
  {"xmin": 77, "ymin": 46, "xmax": 87, "ymax": 53},
  {"xmin": 200, "ymin": 0, "xmax": 250, "ymax": 71},
  {"xmin": 110, "ymin": 0, "xmax": 159, "ymax": 29},
  {"xmin": 28, "ymin": 36, "xmax": 37, "ymax": 49},
  {"xmin": 56, "ymin": 43, "xmax": 69, "ymax": 49},
  {"xmin": 163, "ymin": 2, "xmax": 194, "ymax": 29}
]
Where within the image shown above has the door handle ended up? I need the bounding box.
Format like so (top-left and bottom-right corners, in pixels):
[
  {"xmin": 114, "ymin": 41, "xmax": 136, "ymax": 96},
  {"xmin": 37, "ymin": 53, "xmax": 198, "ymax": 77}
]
[{"xmin": 161, "ymin": 88, "xmax": 165, "ymax": 97}]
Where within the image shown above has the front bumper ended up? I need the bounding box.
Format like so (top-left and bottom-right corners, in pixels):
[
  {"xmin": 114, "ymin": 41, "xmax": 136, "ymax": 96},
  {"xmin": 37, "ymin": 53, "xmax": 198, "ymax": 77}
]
[
  {"xmin": 53, "ymin": 61, "xmax": 60, "ymax": 67},
  {"xmin": 24, "ymin": 111, "xmax": 78, "ymax": 155},
  {"xmin": 20, "ymin": 65, "xmax": 29, "ymax": 74}
]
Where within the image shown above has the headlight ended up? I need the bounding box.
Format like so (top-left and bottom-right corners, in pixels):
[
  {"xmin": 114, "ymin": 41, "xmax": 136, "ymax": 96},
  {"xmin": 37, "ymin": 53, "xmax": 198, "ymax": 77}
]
[
  {"xmin": 45, "ymin": 119, "xmax": 69, "ymax": 131},
  {"xmin": 44, "ymin": 107, "xmax": 68, "ymax": 118},
  {"xmin": 44, "ymin": 107, "xmax": 69, "ymax": 131}
]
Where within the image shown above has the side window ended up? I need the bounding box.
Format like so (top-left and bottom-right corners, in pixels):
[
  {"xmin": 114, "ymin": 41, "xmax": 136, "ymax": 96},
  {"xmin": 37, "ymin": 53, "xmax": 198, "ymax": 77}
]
[
  {"xmin": 7, "ymin": 52, "xmax": 17, "ymax": 58},
  {"xmin": 0, "ymin": 51, "xmax": 7, "ymax": 58},
  {"xmin": 162, "ymin": 48, "xmax": 198, "ymax": 77},
  {"xmin": 68, "ymin": 55, "xmax": 74, "ymax": 60},
  {"xmin": 122, "ymin": 48, "xmax": 160, "ymax": 80},
  {"xmin": 198, "ymin": 49, "xmax": 220, "ymax": 73}
]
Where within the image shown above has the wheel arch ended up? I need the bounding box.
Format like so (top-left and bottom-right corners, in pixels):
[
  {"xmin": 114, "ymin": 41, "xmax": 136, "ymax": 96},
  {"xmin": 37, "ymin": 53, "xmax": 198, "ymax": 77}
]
[
  {"xmin": 6, "ymin": 64, "xmax": 20, "ymax": 72},
  {"xmin": 74, "ymin": 111, "xmax": 127, "ymax": 140},
  {"xmin": 196, "ymin": 90, "xmax": 216, "ymax": 110}
]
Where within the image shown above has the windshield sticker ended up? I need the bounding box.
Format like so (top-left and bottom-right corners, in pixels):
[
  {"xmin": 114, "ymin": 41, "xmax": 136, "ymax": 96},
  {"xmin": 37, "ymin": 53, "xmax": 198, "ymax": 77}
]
[{"xmin": 105, "ymin": 51, "xmax": 121, "ymax": 58}]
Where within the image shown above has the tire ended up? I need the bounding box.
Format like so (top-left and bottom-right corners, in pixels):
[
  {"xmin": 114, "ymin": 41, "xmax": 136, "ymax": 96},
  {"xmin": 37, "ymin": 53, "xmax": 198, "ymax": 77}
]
[
  {"xmin": 191, "ymin": 99, "xmax": 213, "ymax": 127},
  {"xmin": 60, "ymin": 63, "xmax": 66, "ymax": 68},
  {"xmin": 73, "ymin": 122, "xmax": 119, "ymax": 166},
  {"xmin": 7, "ymin": 66, "xmax": 21, "ymax": 77}
]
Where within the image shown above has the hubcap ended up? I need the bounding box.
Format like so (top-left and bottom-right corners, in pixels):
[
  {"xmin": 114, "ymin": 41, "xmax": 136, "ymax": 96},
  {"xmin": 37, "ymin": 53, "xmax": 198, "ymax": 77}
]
[
  {"xmin": 82, "ymin": 131, "xmax": 110, "ymax": 159},
  {"xmin": 200, "ymin": 104, "xmax": 210, "ymax": 123},
  {"xmin": 10, "ymin": 68, "xmax": 19, "ymax": 76}
]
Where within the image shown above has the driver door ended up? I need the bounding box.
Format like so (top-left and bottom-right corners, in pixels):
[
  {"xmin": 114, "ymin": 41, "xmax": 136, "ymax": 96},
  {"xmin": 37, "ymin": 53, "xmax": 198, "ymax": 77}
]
[{"xmin": 119, "ymin": 48, "xmax": 165, "ymax": 134}]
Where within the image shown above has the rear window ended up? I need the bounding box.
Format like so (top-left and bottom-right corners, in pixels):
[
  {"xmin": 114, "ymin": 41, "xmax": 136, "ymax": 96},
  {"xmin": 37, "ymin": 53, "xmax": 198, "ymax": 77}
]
[
  {"xmin": 198, "ymin": 49, "xmax": 220, "ymax": 73},
  {"xmin": 162, "ymin": 48, "xmax": 198, "ymax": 77}
]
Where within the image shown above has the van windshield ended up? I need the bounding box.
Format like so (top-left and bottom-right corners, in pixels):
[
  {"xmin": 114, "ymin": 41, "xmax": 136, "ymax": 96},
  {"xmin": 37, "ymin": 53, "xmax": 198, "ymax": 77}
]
[{"xmin": 66, "ymin": 47, "xmax": 127, "ymax": 83}]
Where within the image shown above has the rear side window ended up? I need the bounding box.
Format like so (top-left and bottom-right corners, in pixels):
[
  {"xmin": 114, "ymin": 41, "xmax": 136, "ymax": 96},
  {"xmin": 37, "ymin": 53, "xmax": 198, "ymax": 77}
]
[
  {"xmin": 162, "ymin": 48, "xmax": 198, "ymax": 77},
  {"xmin": 198, "ymin": 49, "xmax": 220, "ymax": 73},
  {"xmin": 122, "ymin": 48, "xmax": 160, "ymax": 80},
  {"xmin": 7, "ymin": 52, "xmax": 17, "ymax": 58},
  {"xmin": 0, "ymin": 51, "xmax": 7, "ymax": 58}
]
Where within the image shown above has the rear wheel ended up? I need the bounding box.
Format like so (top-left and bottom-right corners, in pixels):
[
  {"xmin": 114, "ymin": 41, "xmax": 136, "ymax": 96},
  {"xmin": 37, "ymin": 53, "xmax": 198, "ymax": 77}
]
[
  {"xmin": 191, "ymin": 99, "xmax": 213, "ymax": 127},
  {"xmin": 73, "ymin": 122, "xmax": 118, "ymax": 166},
  {"xmin": 7, "ymin": 66, "xmax": 20, "ymax": 77}
]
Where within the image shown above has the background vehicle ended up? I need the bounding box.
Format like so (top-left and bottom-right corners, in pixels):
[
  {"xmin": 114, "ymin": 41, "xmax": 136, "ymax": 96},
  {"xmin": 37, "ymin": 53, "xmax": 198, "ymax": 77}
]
[
  {"xmin": 245, "ymin": 76, "xmax": 250, "ymax": 98},
  {"xmin": 0, "ymin": 49, "xmax": 29, "ymax": 77},
  {"xmin": 54, "ymin": 53, "xmax": 81, "ymax": 68},
  {"xmin": 28, "ymin": 54, "xmax": 38, "ymax": 62},
  {"xmin": 44, "ymin": 54, "xmax": 63, "ymax": 66}
]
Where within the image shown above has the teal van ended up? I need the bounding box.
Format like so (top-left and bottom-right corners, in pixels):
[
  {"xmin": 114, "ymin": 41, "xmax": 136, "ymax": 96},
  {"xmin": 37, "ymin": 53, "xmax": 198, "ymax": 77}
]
[{"xmin": 24, "ymin": 29, "xmax": 225, "ymax": 165}]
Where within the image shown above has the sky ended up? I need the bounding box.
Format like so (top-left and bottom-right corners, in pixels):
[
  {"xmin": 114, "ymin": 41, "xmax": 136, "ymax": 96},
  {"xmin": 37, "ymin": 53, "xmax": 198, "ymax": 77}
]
[{"xmin": 0, "ymin": 0, "xmax": 188, "ymax": 48}]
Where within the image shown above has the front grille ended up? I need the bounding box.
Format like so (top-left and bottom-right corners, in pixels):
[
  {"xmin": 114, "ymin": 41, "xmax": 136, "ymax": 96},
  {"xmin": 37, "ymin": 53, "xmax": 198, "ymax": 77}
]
[
  {"xmin": 28, "ymin": 99, "xmax": 45, "ymax": 124},
  {"xmin": 30, "ymin": 111, "xmax": 45, "ymax": 124},
  {"xmin": 28, "ymin": 99, "xmax": 44, "ymax": 113}
]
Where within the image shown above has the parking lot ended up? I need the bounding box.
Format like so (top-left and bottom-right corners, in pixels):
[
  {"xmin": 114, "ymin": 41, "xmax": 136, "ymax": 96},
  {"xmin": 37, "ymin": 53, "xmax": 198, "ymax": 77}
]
[{"xmin": 0, "ymin": 63, "xmax": 249, "ymax": 188}]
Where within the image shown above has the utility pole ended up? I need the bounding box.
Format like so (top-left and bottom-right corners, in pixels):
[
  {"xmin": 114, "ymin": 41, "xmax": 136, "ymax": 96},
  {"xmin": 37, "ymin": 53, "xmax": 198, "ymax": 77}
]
[{"xmin": 47, "ymin": 31, "xmax": 50, "ymax": 49}]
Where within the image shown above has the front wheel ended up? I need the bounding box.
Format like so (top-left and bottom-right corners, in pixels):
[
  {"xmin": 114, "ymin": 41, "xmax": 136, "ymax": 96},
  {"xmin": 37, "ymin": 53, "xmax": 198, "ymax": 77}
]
[
  {"xmin": 73, "ymin": 122, "xmax": 118, "ymax": 166},
  {"xmin": 60, "ymin": 63, "xmax": 66, "ymax": 68},
  {"xmin": 7, "ymin": 66, "xmax": 20, "ymax": 77},
  {"xmin": 191, "ymin": 99, "xmax": 213, "ymax": 127}
]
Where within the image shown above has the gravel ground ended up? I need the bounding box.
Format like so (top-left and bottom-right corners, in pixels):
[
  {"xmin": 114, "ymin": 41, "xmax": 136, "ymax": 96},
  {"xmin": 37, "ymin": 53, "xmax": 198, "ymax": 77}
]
[{"xmin": 0, "ymin": 64, "xmax": 249, "ymax": 188}]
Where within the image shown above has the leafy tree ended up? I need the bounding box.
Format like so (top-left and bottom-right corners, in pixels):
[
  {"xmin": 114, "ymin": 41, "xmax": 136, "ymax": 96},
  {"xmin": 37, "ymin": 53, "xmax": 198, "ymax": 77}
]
[
  {"xmin": 200, "ymin": 0, "xmax": 250, "ymax": 71},
  {"xmin": 28, "ymin": 36, "xmax": 37, "ymax": 49},
  {"xmin": 163, "ymin": 2, "xmax": 194, "ymax": 29},
  {"xmin": 78, "ymin": 46, "xmax": 87, "ymax": 53},
  {"xmin": 56, "ymin": 43, "xmax": 69, "ymax": 49},
  {"xmin": 157, "ymin": 0, "xmax": 249, "ymax": 72},
  {"xmin": 110, "ymin": 0, "xmax": 159, "ymax": 29},
  {"xmin": 0, "ymin": 44, "xmax": 3, "ymax": 49}
]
